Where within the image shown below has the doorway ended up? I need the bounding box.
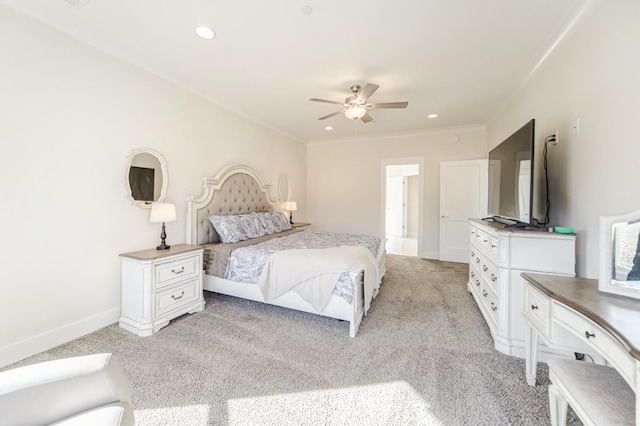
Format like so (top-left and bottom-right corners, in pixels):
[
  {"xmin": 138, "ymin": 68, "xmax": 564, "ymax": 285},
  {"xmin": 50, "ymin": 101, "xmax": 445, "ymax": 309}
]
[{"xmin": 382, "ymin": 159, "xmax": 423, "ymax": 257}]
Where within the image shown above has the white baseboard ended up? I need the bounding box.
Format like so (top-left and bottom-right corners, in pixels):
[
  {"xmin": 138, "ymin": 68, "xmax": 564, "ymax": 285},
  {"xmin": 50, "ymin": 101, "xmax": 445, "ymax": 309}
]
[{"xmin": 0, "ymin": 307, "xmax": 120, "ymax": 368}]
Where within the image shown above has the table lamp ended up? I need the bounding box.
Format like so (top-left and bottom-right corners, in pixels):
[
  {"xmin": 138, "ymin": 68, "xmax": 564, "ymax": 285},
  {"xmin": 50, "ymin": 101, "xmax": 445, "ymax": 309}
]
[
  {"xmin": 284, "ymin": 201, "xmax": 297, "ymax": 225},
  {"xmin": 150, "ymin": 202, "xmax": 177, "ymax": 250}
]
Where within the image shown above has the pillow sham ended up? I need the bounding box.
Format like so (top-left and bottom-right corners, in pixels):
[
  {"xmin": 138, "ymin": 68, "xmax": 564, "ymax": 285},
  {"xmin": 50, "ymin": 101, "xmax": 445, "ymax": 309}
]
[
  {"xmin": 255, "ymin": 212, "xmax": 279, "ymax": 235},
  {"xmin": 241, "ymin": 212, "xmax": 266, "ymax": 238},
  {"xmin": 208, "ymin": 215, "xmax": 247, "ymax": 244},
  {"xmin": 270, "ymin": 211, "xmax": 292, "ymax": 232}
]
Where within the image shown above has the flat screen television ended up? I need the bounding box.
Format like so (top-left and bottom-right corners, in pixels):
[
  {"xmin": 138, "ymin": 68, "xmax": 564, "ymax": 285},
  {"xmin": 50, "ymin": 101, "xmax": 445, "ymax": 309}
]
[{"xmin": 487, "ymin": 119, "xmax": 535, "ymax": 226}]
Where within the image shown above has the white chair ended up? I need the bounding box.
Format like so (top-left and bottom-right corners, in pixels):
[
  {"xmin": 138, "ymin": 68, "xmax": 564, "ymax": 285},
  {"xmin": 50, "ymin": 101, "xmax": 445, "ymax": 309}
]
[
  {"xmin": 0, "ymin": 353, "xmax": 134, "ymax": 425},
  {"xmin": 548, "ymin": 357, "xmax": 634, "ymax": 426}
]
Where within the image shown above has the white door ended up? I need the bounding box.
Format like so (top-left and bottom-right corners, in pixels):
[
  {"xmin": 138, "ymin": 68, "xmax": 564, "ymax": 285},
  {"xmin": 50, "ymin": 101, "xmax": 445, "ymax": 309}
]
[
  {"xmin": 386, "ymin": 175, "xmax": 404, "ymax": 237},
  {"xmin": 439, "ymin": 160, "xmax": 488, "ymax": 263}
]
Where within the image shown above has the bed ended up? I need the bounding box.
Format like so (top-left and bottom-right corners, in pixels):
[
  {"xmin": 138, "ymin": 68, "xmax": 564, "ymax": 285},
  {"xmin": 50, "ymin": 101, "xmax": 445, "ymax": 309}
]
[{"xmin": 185, "ymin": 164, "xmax": 386, "ymax": 337}]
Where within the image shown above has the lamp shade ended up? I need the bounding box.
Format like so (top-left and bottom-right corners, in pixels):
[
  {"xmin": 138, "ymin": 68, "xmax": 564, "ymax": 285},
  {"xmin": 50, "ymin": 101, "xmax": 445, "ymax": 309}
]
[
  {"xmin": 284, "ymin": 201, "xmax": 297, "ymax": 211},
  {"xmin": 150, "ymin": 202, "xmax": 177, "ymax": 223},
  {"xmin": 344, "ymin": 106, "xmax": 366, "ymax": 120}
]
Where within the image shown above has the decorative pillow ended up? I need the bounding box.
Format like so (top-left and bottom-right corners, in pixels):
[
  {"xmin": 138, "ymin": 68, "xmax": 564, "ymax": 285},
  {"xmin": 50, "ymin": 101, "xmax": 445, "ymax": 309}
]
[
  {"xmin": 256, "ymin": 212, "xmax": 279, "ymax": 235},
  {"xmin": 270, "ymin": 211, "xmax": 292, "ymax": 232},
  {"xmin": 240, "ymin": 213, "xmax": 266, "ymax": 238},
  {"xmin": 208, "ymin": 215, "xmax": 247, "ymax": 244}
]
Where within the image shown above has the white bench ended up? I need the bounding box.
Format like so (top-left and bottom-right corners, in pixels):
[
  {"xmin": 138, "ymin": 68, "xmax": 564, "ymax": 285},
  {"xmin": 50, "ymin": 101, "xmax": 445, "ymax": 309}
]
[{"xmin": 548, "ymin": 357, "xmax": 635, "ymax": 426}]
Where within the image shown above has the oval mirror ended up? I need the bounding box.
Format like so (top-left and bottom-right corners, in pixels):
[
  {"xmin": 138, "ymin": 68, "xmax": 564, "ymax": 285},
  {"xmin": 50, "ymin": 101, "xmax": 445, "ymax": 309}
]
[
  {"xmin": 123, "ymin": 148, "xmax": 168, "ymax": 208},
  {"xmin": 599, "ymin": 208, "xmax": 640, "ymax": 299},
  {"xmin": 277, "ymin": 174, "xmax": 291, "ymax": 204}
]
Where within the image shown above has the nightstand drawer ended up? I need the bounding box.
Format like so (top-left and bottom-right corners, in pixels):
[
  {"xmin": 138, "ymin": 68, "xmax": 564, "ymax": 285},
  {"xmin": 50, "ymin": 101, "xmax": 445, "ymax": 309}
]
[
  {"xmin": 155, "ymin": 256, "xmax": 199, "ymax": 289},
  {"xmin": 155, "ymin": 279, "xmax": 200, "ymax": 316}
]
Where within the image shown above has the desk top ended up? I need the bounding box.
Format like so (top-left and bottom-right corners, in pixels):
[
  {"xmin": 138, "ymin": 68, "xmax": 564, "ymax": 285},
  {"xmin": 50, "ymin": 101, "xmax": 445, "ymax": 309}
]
[{"xmin": 522, "ymin": 273, "xmax": 640, "ymax": 361}]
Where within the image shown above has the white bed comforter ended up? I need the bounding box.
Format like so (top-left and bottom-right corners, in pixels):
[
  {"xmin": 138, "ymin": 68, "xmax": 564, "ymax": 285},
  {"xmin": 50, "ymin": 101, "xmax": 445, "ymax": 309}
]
[{"xmin": 258, "ymin": 245, "xmax": 378, "ymax": 313}]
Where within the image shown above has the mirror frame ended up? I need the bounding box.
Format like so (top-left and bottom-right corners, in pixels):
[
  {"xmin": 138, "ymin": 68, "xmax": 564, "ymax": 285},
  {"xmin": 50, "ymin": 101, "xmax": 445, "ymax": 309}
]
[
  {"xmin": 123, "ymin": 148, "xmax": 168, "ymax": 209},
  {"xmin": 599, "ymin": 208, "xmax": 640, "ymax": 299},
  {"xmin": 277, "ymin": 174, "xmax": 291, "ymax": 204}
]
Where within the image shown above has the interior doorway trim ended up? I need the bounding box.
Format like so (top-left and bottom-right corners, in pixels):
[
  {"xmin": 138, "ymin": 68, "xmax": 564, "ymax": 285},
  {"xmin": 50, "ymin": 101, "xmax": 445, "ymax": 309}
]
[{"xmin": 380, "ymin": 157, "xmax": 424, "ymax": 257}]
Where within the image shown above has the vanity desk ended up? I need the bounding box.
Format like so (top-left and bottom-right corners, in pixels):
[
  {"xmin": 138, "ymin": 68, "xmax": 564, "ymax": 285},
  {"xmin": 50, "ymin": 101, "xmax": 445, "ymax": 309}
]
[{"xmin": 522, "ymin": 272, "xmax": 640, "ymax": 423}]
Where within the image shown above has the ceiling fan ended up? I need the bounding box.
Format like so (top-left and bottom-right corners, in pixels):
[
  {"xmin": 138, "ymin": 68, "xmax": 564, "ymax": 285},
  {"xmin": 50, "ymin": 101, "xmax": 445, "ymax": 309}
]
[{"xmin": 309, "ymin": 83, "xmax": 408, "ymax": 123}]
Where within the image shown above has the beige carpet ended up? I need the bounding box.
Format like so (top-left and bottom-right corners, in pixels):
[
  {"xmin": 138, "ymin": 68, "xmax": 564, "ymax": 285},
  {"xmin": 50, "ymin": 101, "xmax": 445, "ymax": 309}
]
[{"xmin": 5, "ymin": 255, "xmax": 581, "ymax": 425}]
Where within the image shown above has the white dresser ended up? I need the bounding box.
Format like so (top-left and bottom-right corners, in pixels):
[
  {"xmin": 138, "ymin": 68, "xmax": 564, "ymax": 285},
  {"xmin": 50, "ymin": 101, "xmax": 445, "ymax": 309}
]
[
  {"xmin": 467, "ymin": 219, "xmax": 576, "ymax": 358},
  {"xmin": 119, "ymin": 244, "xmax": 205, "ymax": 336}
]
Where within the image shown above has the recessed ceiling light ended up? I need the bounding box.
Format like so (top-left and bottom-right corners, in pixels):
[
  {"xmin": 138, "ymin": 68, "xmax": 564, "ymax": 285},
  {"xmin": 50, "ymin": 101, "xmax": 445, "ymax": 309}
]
[
  {"xmin": 325, "ymin": 126, "xmax": 333, "ymax": 131},
  {"xmin": 195, "ymin": 26, "xmax": 216, "ymax": 40},
  {"xmin": 301, "ymin": 6, "xmax": 313, "ymax": 15},
  {"xmin": 427, "ymin": 113, "xmax": 438, "ymax": 119}
]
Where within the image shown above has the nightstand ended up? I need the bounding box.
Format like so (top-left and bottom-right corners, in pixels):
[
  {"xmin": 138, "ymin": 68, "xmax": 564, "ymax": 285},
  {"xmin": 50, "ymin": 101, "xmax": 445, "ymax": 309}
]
[
  {"xmin": 119, "ymin": 244, "xmax": 205, "ymax": 336},
  {"xmin": 291, "ymin": 222, "xmax": 311, "ymax": 231}
]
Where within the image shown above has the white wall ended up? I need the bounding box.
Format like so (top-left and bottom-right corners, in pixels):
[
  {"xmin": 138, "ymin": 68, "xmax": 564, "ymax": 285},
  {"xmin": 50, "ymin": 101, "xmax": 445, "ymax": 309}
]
[
  {"xmin": 0, "ymin": 6, "xmax": 306, "ymax": 367},
  {"xmin": 487, "ymin": 0, "xmax": 640, "ymax": 278},
  {"xmin": 307, "ymin": 127, "xmax": 486, "ymax": 258}
]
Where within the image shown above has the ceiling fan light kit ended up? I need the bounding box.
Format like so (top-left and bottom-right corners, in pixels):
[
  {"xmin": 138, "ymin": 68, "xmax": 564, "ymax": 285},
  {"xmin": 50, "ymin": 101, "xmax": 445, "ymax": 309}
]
[
  {"xmin": 344, "ymin": 106, "xmax": 367, "ymax": 120},
  {"xmin": 310, "ymin": 83, "xmax": 408, "ymax": 124}
]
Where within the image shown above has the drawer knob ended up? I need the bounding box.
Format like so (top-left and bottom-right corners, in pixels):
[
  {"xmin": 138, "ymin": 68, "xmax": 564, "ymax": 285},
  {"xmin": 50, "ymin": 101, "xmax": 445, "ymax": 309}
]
[
  {"xmin": 482, "ymin": 265, "xmax": 488, "ymax": 272},
  {"xmin": 483, "ymin": 239, "xmax": 488, "ymax": 243},
  {"xmin": 476, "ymin": 258, "xmax": 480, "ymax": 263},
  {"xmin": 531, "ymin": 304, "xmax": 539, "ymax": 310},
  {"xmin": 471, "ymin": 271, "xmax": 475, "ymax": 278},
  {"xmin": 482, "ymin": 290, "xmax": 488, "ymax": 297},
  {"xmin": 171, "ymin": 291, "xmax": 185, "ymax": 300},
  {"xmin": 491, "ymin": 302, "xmax": 497, "ymax": 312},
  {"xmin": 476, "ymin": 280, "xmax": 480, "ymax": 287},
  {"xmin": 491, "ymin": 244, "xmax": 497, "ymax": 248},
  {"xmin": 491, "ymin": 274, "xmax": 497, "ymax": 282},
  {"xmin": 171, "ymin": 266, "xmax": 185, "ymax": 275},
  {"xmin": 585, "ymin": 331, "xmax": 595, "ymax": 339},
  {"xmin": 471, "ymin": 251, "xmax": 475, "ymax": 257}
]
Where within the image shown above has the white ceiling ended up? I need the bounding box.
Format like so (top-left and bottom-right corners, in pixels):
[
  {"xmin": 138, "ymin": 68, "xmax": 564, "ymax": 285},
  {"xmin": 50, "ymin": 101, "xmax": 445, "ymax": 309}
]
[{"xmin": 1, "ymin": 0, "xmax": 591, "ymax": 143}]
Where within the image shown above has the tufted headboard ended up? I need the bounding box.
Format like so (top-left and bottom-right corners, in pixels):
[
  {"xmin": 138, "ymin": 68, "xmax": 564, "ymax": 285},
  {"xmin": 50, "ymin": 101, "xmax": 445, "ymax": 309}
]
[{"xmin": 186, "ymin": 164, "xmax": 276, "ymax": 246}]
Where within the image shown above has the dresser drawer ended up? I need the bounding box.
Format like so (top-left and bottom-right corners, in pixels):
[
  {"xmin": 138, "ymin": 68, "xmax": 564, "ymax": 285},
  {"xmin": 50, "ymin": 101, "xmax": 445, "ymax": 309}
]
[
  {"xmin": 553, "ymin": 303, "xmax": 634, "ymax": 386},
  {"xmin": 155, "ymin": 255, "xmax": 200, "ymax": 289},
  {"xmin": 470, "ymin": 249, "xmax": 482, "ymax": 267},
  {"xmin": 480, "ymin": 284, "xmax": 499, "ymax": 328},
  {"xmin": 469, "ymin": 268, "xmax": 482, "ymax": 292},
  {"xmin": 479, "ymin": 258, "xmax": 499, "ymax": 294},
  {"xmin": 523, "ymin": 284, "xmax": 550, "ymax": 336},
  {"xmin": 476, "ymin": 229, "xmax": 490, "ymax": 249},
  {"xmin": 489, "ymin": 236, "xmax": 500, "ymax": 257},
  {"xmin": 155, "ymin": 279, "xmax": 200, "ymax": 316}
]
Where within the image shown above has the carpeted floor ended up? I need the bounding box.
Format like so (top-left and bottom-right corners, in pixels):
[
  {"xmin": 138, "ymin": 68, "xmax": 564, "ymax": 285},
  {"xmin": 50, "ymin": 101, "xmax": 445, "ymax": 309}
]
[{"xmin": 6, "ymin": 255, "xmax": 581, "ymax": 425}]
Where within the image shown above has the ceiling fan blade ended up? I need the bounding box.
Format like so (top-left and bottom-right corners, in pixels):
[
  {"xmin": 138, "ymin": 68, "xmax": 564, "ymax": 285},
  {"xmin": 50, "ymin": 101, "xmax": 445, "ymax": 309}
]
[
  {"xmin": 361, "ymin": 112, "xmax": 374, "ymax": 123},
  {"xmin": 318, "ymin": 110, "xmax": 344, "ymax": 120},
  {"xmin": 356, "ymin": 83, "xmax": 379, "ymax": 102},
  {"xmin": 368, "ymin": 101, "xmax": 408, "ymax": 109},
  {"xmin": 309, "ymin": 98, "xmax": 344, "ymax": 105}
]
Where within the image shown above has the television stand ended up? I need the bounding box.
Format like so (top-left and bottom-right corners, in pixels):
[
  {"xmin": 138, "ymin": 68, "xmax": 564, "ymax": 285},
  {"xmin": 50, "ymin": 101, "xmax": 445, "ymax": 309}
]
[{"xmin": 468, "ymin": 219, "xmax": 576, "ymax": 359}]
